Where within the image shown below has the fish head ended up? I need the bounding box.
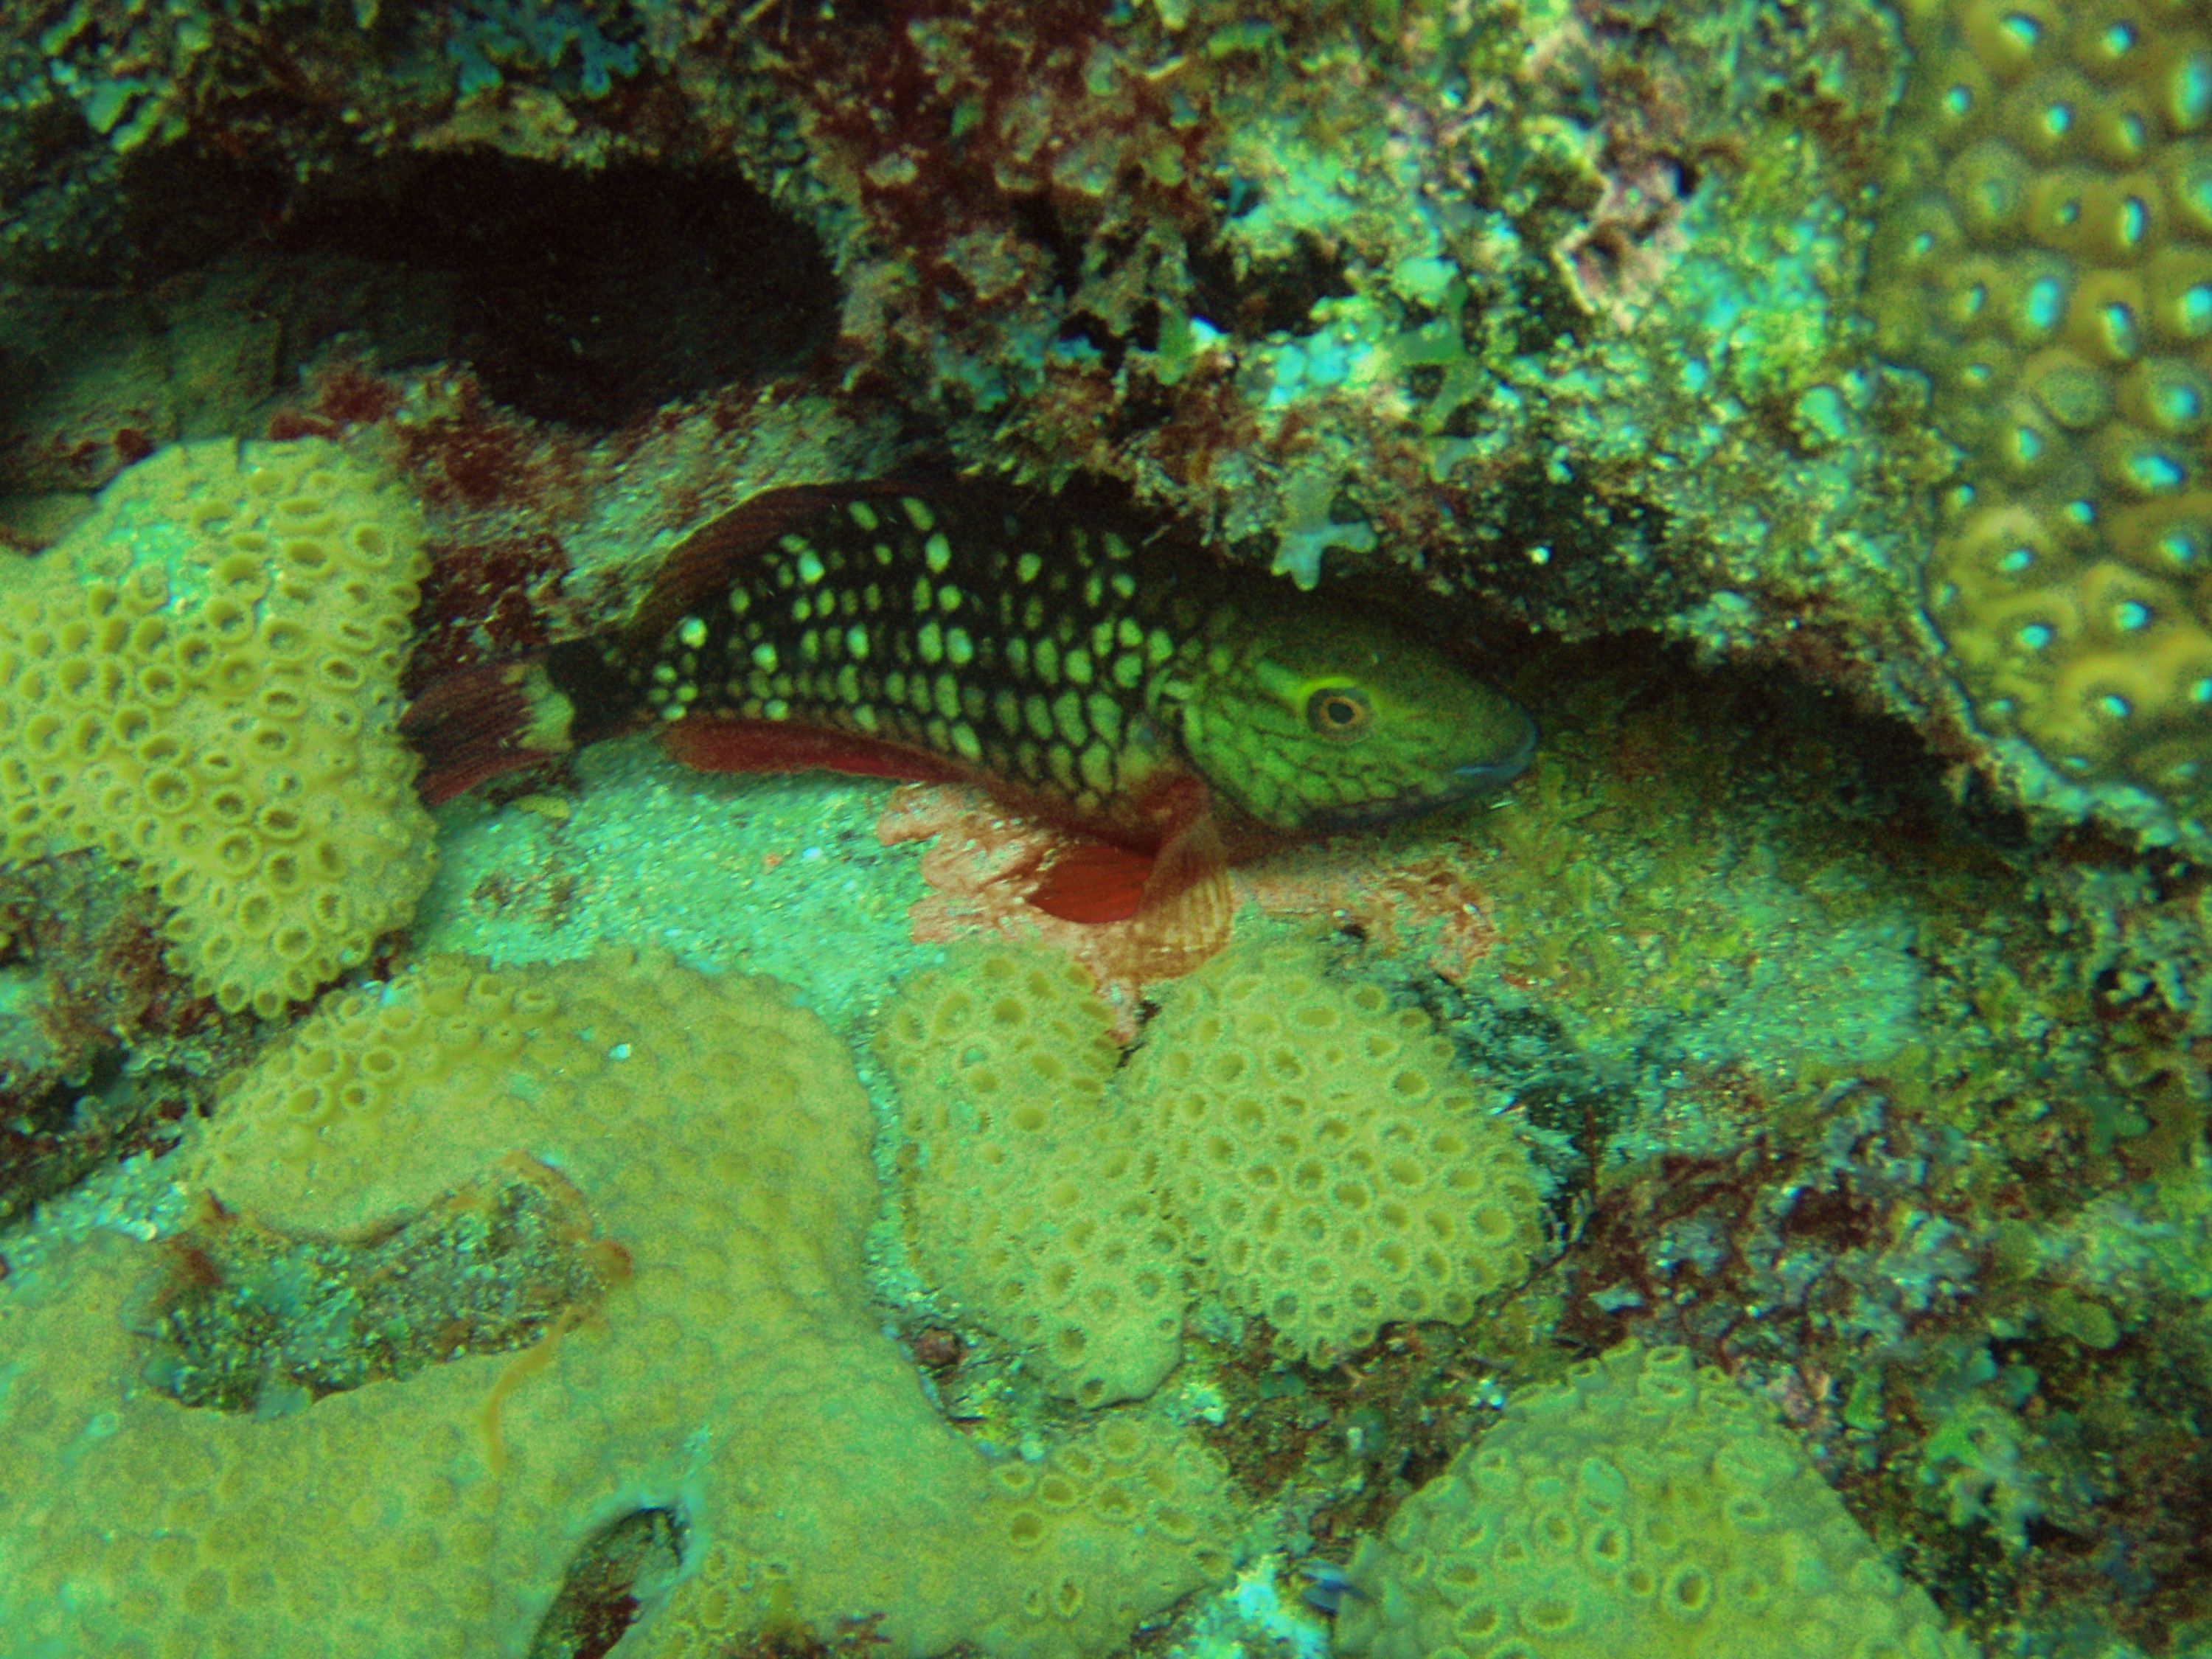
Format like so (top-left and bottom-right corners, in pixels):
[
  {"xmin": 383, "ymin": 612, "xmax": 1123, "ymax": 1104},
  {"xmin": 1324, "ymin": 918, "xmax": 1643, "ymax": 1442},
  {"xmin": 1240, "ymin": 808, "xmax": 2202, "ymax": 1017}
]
[{"xmin": 1175, "ymin": 601, "xmax": 1536, "ymax": 836}]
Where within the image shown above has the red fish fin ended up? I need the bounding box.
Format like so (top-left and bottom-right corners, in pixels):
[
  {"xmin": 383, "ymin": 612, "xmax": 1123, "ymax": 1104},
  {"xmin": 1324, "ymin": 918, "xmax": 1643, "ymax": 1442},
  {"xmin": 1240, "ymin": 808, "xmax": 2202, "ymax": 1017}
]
[
  {"xmin": 629, "ymin": 486, "xmax": 885, "ymax": 647},
  {"xmin": 403, "ymin": 657, "xmax": 580, "ymax": 807},
  {"xmin": 1025, "ymin": 782, "xmax": 1235, "ymax": 956},
  {"xmin": 659, "ymin": 717, "xmax": 970, "ymax": 783},
  {"xmin": 1026, "ymin": 841, "xmax": 1160, "ymax": 924}
]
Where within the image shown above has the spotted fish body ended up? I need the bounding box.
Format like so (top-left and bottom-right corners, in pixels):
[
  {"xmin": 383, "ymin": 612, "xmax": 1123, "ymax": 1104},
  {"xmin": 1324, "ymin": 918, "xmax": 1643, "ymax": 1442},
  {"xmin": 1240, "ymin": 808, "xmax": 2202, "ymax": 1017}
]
[
  {"xmin": 563, "ymin": 487, "xmax": 1534, "ymax": 855},
  {"xmin": 411, "ymin": 484, "xmax": 1535, "ymax": 916},
  {"xmin": 608, "ymin": 492, "xmax": 1209, "ymax": 844}
]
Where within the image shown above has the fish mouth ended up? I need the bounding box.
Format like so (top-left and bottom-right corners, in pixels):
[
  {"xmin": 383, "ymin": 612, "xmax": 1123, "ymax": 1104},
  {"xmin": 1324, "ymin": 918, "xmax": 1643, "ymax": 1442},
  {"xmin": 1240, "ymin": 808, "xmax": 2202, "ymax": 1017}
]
[
  {"xmin": 1299, "ymin": 712, "xmax": 1539, "ymax": 835},
  {"xmin": 1450, "ymin": 707, "xmax": 1539, "ymax": 796}
]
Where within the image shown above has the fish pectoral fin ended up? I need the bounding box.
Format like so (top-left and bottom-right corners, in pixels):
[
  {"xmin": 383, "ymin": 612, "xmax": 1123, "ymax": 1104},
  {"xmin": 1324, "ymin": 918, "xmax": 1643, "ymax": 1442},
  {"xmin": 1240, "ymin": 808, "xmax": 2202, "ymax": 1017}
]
[
  {"xmin": 1133, "ymin": 798, "xmax": 1235, "ymax": 961},
  {"xmin": 659, "ymin": 717, "xmax": 970, "ymax": 783},
  {"xmin": 1024, "ymin": 840, "xmax": 1161, "ymax": 925},
  {"xmin": 1025, "ymin": 783, "xmax": 1234, "ymax": 964}
]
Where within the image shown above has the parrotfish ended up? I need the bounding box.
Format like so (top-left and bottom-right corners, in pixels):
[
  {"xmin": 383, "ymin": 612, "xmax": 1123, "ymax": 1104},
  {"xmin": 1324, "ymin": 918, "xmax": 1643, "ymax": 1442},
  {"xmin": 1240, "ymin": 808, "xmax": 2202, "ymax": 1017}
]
[{"xmin": 405, "ymin": 484, "xmax": 1535, "ymax": 924}]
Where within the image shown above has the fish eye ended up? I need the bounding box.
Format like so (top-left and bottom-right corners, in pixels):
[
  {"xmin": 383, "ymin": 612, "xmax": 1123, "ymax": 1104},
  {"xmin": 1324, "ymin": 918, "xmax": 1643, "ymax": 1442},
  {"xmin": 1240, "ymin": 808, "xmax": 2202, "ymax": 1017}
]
[{"xmin": 1306, "ymin": 684, "xmax": 1372, "ymax": 740}]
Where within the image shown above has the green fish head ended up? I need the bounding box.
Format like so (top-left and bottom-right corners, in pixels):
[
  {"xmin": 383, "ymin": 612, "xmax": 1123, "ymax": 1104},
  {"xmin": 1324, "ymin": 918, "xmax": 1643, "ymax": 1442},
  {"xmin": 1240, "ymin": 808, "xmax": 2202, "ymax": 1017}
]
[{"xmin": 1177, "ymin": 602, "xmax": 1537, "ymax": 835}]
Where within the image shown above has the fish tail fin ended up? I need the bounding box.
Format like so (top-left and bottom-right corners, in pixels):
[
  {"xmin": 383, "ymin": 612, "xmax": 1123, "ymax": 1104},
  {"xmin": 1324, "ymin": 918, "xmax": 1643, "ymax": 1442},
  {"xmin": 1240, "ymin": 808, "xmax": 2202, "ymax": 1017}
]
[{"xmin": 403, "ymin": 640, "xmax": 632, "ymax": 806}]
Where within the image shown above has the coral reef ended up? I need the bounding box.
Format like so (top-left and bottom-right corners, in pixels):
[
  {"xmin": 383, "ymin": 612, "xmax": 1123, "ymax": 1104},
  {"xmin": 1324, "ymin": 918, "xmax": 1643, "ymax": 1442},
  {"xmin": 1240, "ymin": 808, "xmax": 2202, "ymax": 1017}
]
[
  {"xmin": 757, "ymin": 0, "xmax": 1903, "ymax": 623},
  {"xmin": 1437, "ymin": 644, "xmax": 2212, "ymax": 1654},
  {"xmin": 390, "ymin": 605, "xmax": 2212, "ymax": 1658},
  {"xmin": 8, "ymin": 2, "xmax": 2212, "ymax": 1655},
  {"xmin": 0, "ymin": 439, "xmax": 435, "ymax": 1018},
  {"xmin": 7, "ymin": 0, "xmax": 2210, "ymax": 858},
  {"xmin": 1, "ymin": 0, "xmax": 2174, "ymax": 855},
  {"xmin": 880, "ymin": 932, "xmax": 1543, "ymax": 1402},
  {"xmin": 0, "ymin": 950, "xmax": 1240, "ymax": 1658},
  {"xmin": 10, "ymin": 10, "xmax": 1891, "ymax": 597},
  {"xmin": 1335, "ymin": 1341, "xmax": 1982, "ymax": 1658},
  {"xmin": 1871, "ymin": 0, "xmax": 2212, "ymax": 848}
]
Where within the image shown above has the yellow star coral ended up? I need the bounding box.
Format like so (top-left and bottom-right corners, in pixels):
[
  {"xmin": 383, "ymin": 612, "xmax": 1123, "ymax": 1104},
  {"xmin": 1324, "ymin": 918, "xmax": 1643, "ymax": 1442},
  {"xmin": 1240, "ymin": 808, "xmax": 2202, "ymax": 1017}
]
[
  {"xmin": 1337, "ymin": 1341, "xmax": 1983, "ymax": 1659},
  {"xmin": 0, "ymin": 439, "xmax": 437, "ymax": 1017},
  {"xmin": 1872, "ymin": 0, "xmax": 2212, "ymax": 837},
  {"xmin": 881, "ymin": 933, "xmax": 1543, "ymax": 1404},
  {"xmin": 0, "ymin": 950, "xmax": 1239, "ymax": 1658}
]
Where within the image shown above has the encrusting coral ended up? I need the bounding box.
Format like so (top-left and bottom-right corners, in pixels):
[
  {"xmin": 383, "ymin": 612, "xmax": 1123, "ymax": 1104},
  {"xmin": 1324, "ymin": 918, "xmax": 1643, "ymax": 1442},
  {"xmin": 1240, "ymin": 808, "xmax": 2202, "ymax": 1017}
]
[
  {"xmin": 1872, "ymin": 0, "xmax": 2212, "ymax": 840},
  {"xmin": 1336, "ymin": 1341, "xmax": 1983, "ymax": 1659},
  {"xmin": 880, "ymin": 932, "xmax": 1543, "ymax": 1405},
  {"xmin": 0, "ymin": 950, "xmax": 1239, "ymax": 1658},
  {"xmin": 0, "ymin": 439, "xmax": 437, "ymax": 1018}
]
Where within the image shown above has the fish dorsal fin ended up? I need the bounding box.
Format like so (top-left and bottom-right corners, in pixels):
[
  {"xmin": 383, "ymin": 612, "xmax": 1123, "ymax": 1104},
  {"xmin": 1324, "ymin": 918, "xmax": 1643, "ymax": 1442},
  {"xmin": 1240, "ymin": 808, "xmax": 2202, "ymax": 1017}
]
[
  {"xmin": 402, "ymin": 654, "xmax": 588, "ymax": 807},
  {"xmin": 626, "ymin": 485, "xmax": 874, "ymax": 649},
  {"xmin": 659, "ymin": 716, "xmax": 970, "ymax": 785}
]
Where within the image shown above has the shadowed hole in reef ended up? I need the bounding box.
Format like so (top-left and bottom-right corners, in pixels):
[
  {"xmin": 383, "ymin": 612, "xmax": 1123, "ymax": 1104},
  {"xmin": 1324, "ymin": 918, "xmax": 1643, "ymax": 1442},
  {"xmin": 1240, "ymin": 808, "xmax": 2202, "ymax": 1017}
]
[
  {"xmin": 529, "ymin": 1507, "xmax": 686, "ymax": 1659},
  {"xmin": 1, "ymin": 151, "xmax": 837, "ymax": 495},
  {"xmin": 131, "ymin": 1153, "xmax": 629, "ymax": 1415},
  {"xmin": 279, "ymin": 155, "xmax": 839, "ymax": 428}
]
